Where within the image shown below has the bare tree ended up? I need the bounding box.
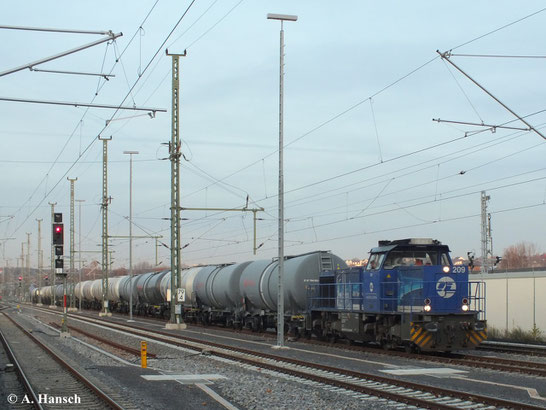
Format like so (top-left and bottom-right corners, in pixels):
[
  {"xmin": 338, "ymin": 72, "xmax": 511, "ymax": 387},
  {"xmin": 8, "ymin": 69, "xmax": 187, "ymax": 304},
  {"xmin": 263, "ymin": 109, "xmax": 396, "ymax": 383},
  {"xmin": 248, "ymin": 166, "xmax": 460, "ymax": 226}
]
[
  {"xmin": 499, "ymin": 241, "xmax": 542, "ymax": 269},
  {"xmin": 134, "ymin": 261, "xmax": 156, "ymax": 274}
]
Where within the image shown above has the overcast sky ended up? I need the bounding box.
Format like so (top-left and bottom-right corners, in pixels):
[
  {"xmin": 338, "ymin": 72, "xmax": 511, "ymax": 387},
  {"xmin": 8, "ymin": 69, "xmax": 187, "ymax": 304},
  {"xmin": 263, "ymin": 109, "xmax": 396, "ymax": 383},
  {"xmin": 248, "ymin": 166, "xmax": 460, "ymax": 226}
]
[{"xmin": 1, "ymin": 1, "xmax": 545, "ymax": 270}]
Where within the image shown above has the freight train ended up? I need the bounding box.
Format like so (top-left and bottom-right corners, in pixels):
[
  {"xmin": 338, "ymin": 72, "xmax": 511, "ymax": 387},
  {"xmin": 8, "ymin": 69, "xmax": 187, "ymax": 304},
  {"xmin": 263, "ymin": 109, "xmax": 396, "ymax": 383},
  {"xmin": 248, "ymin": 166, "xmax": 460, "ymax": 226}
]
[{"xmin": 32, "ymin": 239, "xmax": 487, "ymax": 352}]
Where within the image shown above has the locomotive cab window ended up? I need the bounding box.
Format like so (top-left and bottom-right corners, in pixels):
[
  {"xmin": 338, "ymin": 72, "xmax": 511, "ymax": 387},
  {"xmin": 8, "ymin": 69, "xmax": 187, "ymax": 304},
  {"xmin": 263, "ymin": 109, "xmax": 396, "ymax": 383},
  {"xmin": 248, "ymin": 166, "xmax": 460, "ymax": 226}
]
[
  {"xmin": 440, "ymin": 252, "xmax": 450, "ymax": 266},
  {"xmin": 383, "ymin": 249, "xmax": 446, "ymax": 269},
  {"xmin": 366, "ymin": 253, "xmax": 385, "ymax": 271}
]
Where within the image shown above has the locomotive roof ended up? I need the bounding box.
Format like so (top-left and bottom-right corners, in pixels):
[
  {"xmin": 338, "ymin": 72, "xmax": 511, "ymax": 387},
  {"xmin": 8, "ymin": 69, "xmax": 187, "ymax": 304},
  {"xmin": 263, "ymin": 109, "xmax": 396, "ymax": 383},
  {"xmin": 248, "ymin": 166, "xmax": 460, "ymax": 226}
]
[{"xmin": 370, "ymin": 238, "xmax": 451, "ymax": 254}]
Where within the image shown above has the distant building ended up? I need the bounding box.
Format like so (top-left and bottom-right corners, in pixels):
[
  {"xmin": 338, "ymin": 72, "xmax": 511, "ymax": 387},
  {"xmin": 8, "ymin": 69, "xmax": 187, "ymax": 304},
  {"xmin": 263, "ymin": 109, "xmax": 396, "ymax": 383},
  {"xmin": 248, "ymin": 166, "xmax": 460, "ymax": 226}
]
[
  {"xmin": 345, "ymin": 258, "xmax": 368, "ymax": 267},
  {"xmin": 453, "ymin": 256, "xmax": 465, "ymax": 266}
]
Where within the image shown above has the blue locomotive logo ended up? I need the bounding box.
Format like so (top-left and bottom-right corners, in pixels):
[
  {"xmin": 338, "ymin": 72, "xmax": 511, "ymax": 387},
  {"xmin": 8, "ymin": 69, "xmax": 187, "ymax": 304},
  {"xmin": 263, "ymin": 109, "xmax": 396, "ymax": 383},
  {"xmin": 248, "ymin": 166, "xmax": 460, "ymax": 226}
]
[{"xmin": 436, "ymin": 276, "xmax": 456, "ymax": 298}]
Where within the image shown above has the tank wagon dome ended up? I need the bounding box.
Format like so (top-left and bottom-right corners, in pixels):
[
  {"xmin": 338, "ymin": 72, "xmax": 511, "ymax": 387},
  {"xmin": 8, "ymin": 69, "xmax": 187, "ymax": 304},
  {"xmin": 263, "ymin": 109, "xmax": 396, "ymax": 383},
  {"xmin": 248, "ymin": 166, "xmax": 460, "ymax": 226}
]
[
  {"xmin": 119, "ymin": 275, "xmax": 136, "ymax": 303},
  {"xmin": 180, "ymin": 266, "xmax": 209, "ymax": 307},
  {"xmin": 192, "ymin": 265, "xmax": 231, "ymax": 308},
  {"xmin": 209, "ymin": 261, "xmax": 252, "ymax": 309},
  {"xmin": 159, "ymin": 270, "xmax": 171, "ymax": 302},
  {"xmin": 158, "ymin": 266, "xmax": 220, "ymax": 306},
  {"xmin": 141, "ymin": 271, "xmax": 169, "ymax": 305},
  {"xmin": 90, "ymin": 279, "xmax": 103, "ymax": 301},
  {"xmin": 107, "ymin": 275, "xmax": 127, "ymax": 302},
  {"xmin": 135, "ymin": 272, "xmax": 154, "ymax": 300},
  {"xmin": 74, "ymin": 282, "xmax": 81, "ymax": 299},
  {"xmin": 81, "ymin": 280, "xmax": 96, "ymax": 301},
  {"xmin": 40, "ymin": 285, "xmax": 53, "ymax": 299},
  {"xmin": 240, "ymin": 251, "xmax": 347, "ymax": 314}
]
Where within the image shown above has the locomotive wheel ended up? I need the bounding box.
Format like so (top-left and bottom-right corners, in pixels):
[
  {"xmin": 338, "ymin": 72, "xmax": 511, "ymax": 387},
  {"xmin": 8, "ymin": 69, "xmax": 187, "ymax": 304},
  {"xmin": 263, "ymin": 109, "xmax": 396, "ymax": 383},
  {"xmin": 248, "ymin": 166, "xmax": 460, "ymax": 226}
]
[
  {"xmin": 380, "ymin": 338, "xmax": 394, "ymax": 350},
  {"xmin": 404, "ymin": 343, "xmax": 421, "ymax": 354},
  {"xmin": 404, "ymin": 343, "xmax": 413, "ymax": 354}
]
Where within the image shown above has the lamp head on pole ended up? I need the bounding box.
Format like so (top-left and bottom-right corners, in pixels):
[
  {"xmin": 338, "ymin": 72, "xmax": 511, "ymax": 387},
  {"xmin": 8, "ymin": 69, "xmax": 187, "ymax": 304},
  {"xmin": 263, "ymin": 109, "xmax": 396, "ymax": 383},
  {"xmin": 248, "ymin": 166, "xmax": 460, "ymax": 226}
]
[{"xmin": 267, "ymin": 13, "xmax": 298, "ymax": 22}]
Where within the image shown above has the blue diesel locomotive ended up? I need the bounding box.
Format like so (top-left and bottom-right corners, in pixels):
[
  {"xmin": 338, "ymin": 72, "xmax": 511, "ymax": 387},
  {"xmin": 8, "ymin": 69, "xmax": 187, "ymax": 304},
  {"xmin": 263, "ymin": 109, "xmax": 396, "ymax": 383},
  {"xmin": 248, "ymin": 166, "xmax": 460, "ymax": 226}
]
[{"xmin": 307, "ymin": 238, "xmax": 487, "ymax": 352}]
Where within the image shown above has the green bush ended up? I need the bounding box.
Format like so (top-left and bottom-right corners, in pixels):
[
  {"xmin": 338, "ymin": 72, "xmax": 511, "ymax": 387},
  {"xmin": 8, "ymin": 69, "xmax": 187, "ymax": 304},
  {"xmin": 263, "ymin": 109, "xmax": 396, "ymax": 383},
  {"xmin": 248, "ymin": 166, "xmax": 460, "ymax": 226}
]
[{"xmin": 487, "ymin": 325, "xmax": 545, "ymax": 343}]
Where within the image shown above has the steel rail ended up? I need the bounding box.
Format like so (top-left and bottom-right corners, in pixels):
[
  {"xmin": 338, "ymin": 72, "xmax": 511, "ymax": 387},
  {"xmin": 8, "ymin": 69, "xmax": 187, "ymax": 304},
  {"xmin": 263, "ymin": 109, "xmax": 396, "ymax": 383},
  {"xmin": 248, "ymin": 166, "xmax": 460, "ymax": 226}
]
[
  {"xmin": 0, "ymin": 328, "xmax": 44, "ymax": 410},
  {"xmin": 448, "ymin": 353, "xmax": 546, "ymax": 376},
  {"xmin": 49, "ymin": 321, "xmax": 157, "ymax": 358},
  {"xmin": 477, "ymin": 341, "xmax": 546, "ymax": 357},
  {"xmin": 3, "ymin": 313, "xmax": 124, "ymax": 410}
]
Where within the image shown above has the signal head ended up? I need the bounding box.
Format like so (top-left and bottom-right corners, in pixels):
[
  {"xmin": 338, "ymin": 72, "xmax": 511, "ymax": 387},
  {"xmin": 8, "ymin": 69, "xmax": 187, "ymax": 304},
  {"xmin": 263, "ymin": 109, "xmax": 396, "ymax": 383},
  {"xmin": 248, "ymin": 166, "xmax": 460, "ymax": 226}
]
[{"xmin": 52, "ymin": 223, "xmax": 64, "ymax": 245}]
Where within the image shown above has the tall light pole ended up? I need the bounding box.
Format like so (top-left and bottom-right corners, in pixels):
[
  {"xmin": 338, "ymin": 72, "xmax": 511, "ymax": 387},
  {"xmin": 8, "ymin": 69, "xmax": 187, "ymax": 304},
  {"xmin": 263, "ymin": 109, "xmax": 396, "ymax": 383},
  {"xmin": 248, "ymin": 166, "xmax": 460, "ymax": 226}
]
[
  {"xmin": 165, "ymin": 49, "xmax": 187, "ymax": 330},
  {"xmin": 99, "ymin": 135, "xmax": 112, "ymax": 317},
  {"xmin": 67, "ymin": 177, "xmax": 77, "ymax": 311},
  {"xmin": 267, "ymin": 12, "xmax": 297, "ymax": 349},
  {"xmin": 0, "ymin": 238, "xmax": 15, "ymax": 299},
  {"xmin": 75, "ymin": 199, "xmax": 85, "ymax": 311},
  {"xmin": 48, "ymin": 202, "xmax": 57, "ymax": 308},
  {"xmin": 36, "ymin": 219, "xmax": 43, "ymax": 305},
  {"xmin": 123, "ymin": 150, "xmax": 139, "ymax": 322},
  {"xmin": 26, "ymin": 232, "xmax": 31, "ymax": 301}
]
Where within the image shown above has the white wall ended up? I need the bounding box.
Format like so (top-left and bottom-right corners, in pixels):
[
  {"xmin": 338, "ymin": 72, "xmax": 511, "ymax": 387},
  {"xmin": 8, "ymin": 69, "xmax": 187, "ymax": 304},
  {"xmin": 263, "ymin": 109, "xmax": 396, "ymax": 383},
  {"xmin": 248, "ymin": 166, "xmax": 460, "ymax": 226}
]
[{"xmin": 472, "ymin": 271, "xmax": 546, "ymax": 333}]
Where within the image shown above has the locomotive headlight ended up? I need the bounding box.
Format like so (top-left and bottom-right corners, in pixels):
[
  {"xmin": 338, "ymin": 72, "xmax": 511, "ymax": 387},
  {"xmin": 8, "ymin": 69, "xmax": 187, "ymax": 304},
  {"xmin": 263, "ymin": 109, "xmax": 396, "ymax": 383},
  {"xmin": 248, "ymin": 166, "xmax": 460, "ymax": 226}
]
[
  {"xmin": 423, "ymin": 298, "xmax": 432, "ymax": 312},
  {"xmin": 442, "ymin": 266, "xmax": 450, "ymax": 273},
  {"xmin": 461, "ymin": 297, "xmax": 469, "ymax": 312}
]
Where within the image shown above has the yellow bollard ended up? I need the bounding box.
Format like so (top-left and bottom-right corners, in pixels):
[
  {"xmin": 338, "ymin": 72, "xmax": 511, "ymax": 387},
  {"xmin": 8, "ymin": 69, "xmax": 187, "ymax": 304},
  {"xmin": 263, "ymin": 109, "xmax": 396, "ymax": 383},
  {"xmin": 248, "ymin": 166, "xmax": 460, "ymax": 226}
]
[{"xmin": 141, "ymin": 341, "xmax": 147, "ymax": 368}]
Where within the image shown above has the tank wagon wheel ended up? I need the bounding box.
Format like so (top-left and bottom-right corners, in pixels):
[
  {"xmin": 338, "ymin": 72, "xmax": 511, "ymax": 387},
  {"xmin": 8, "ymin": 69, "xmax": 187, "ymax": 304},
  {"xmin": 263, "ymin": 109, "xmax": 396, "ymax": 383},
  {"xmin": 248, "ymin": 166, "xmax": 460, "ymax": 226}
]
[
  {"xmin": 291, "ymin": 327, "xmax": 301, "ymax": 340},
  {"xmin": 312, "ymin": 325, "xmax": 325, "ymax": 341}
]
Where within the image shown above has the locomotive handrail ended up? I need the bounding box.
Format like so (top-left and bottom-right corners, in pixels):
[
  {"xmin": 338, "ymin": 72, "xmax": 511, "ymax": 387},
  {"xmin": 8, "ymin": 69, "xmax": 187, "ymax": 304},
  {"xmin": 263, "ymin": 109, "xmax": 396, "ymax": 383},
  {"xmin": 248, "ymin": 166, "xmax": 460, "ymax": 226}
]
[{"xmin": 308, "ymin": 279, "xmax": 486, "ymax": 315}]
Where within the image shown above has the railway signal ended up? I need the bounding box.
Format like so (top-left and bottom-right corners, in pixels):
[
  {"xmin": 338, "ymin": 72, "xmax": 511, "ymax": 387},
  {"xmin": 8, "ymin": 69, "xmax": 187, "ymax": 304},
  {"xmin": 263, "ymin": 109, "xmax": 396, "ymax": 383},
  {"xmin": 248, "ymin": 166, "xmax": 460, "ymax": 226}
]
[
  {"xmin": 53, "ymin": 223, "xmax": 64, "ymax": 245},
  {"xmin": 52, "ymin": 213, "xmax": 65, "ymax": 276},
  {"xmin": 52, "ymin": 212, "xmax": 69, "ymax": 336}
]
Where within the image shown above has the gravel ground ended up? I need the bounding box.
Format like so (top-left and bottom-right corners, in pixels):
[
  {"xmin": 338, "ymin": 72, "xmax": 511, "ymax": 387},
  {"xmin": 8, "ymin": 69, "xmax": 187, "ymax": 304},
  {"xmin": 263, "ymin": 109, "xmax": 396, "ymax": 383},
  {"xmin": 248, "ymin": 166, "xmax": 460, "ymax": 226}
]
[{"xmin": 25, "ymin": 308, "xmax": 404, "ymax": 409}]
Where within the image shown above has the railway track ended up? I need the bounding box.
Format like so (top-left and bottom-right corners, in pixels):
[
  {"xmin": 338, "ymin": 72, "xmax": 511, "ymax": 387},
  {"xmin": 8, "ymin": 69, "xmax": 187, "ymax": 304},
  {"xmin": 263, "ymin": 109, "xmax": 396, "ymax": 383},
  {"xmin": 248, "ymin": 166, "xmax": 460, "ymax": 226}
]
[
  {"xmin": 477, "ymin": 340, "xmax": 546, "ymax": 357},
  {"xmin": 446, "ymin": 352, "xmax": 546, "ymax": 377},
  {"xmin": 24, "ymin": 303, "xmax": 546, "ymax": 378},
  {"xmin": 174, "ymin": 314, "xmax": 546, "ymax": 377},
  {"xmin": 48, "ymin": 321, "xmax": 158, "ymax": 359},
  {"xmin": 116, "ymin": 309, "xmax": 546, "ymax": 377},
  {"xmin": 1, "ymin": 312, "xmax": 125, "ymax": 410},
  {"xmin": 26, "ymin": 306, "xmax": 545, "ymax": 409},
  {"xmin": 0, "ymin": 326, "xmax": 40, "ymax": 409}
]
